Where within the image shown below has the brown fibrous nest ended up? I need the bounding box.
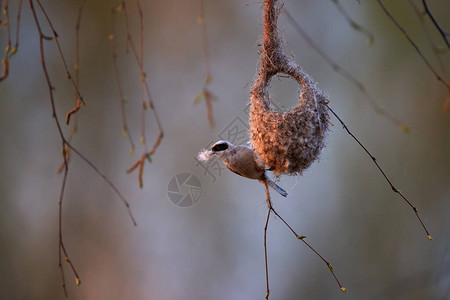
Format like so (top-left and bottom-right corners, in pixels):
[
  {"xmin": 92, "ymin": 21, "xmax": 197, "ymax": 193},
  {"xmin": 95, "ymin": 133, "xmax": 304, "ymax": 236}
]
[{"xmin": 249, "ymin": 0, "xmax": 329, "ymax": 176}]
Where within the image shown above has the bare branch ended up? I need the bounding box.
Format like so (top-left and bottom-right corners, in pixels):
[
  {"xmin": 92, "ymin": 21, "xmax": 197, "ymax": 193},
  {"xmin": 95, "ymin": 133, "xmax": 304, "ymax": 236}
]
[
  {"xmin": 111, "ymin": 4, "xmax": 136, "ymax": 153},
  {"xmin": 194, "ymin": 0, "xmax": 216, "ymax": 128},
  {"xmin": 118, "ymin": 0, "xmax": 164, "ymax": 188},
  {"xmin": 0, "ymin": 0, "xmax": 11, "ymax": 82},
  {"xmin": 35, "ymin": 0, "xmax": 86, "ymax": 123},
  {"xmin": 29, "ymin": 1, "xmax": 137, "ymax": 295},
  {"xmin": 376, "ymin": 0, "xmax": 449, "ymax": 89},
  {"xmin": 422, "ymin": 0, "xmax": 449, "ymax": 49},
  {"xmin": 326, "ymin": 104, "xmax": 432, "ymax": 241},
  {"xmin": 12, "ymin": 0, "xmax": 22, "ymax": 55},
  {"xmin": 262, "ymin": 179, "xmax": 346, "ymax": 299},
  {"xmin": 263, "ymin": 181, "xmax": 271, "ymax": 299},
  {"xmin": 408, "ymin": 0, "xmax": 450, "ymax": 111},
  {"xmin": 283, "ymin": 9, "xmax": 409, "ymax": 132},
  {"xmin": 330, "ymin": 0, "xmax": 374, "ymax": 45}
]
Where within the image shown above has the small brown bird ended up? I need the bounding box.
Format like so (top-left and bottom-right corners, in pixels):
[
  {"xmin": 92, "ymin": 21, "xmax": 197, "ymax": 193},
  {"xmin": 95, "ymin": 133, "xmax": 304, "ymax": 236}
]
[{"xmin": 209, "ymin": 140, "xmax": 287, "ymax": 197}]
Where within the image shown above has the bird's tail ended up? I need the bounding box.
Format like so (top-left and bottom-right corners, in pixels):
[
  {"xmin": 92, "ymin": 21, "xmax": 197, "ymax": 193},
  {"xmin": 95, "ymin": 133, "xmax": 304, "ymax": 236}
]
[{"xmin": 266, "ymin": 177, "xmax": 288, "ymax": 197}]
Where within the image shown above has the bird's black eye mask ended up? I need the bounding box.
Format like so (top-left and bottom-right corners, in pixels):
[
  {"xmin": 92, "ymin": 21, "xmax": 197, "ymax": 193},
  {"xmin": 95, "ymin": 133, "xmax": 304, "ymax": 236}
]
[{"xmin": 212, "ymin": 143, "xmax": 228, "ymax": 152}]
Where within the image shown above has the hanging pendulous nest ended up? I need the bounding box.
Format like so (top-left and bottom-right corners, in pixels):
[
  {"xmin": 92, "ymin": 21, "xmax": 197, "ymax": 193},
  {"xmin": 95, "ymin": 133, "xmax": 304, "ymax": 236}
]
[{"xmin": 249, "ymin": 1, "xmax": 329, "ymax": 176}]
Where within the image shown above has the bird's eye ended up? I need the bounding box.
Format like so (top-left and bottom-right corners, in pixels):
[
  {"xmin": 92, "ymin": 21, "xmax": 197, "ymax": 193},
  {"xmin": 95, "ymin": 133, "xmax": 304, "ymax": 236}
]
[{"xmin": 212, "ymin": 143, "xmax": 228, "ymax": 152}]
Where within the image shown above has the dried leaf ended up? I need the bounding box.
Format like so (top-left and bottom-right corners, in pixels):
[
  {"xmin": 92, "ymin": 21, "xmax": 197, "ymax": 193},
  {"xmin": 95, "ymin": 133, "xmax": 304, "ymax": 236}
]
[{"xmin": 193, "ymin": 92, "xmax": 204, "ymax": 104}]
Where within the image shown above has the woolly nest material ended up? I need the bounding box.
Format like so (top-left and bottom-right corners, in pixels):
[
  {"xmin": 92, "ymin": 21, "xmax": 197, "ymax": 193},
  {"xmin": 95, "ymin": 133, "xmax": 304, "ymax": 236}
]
[
  {"xmin": 197, "ymin": 149, "xmax": 213, "ymax": 162},
  {"xmin": 249, "ymin": 0, "xmax": 329, "ymax": 176}
]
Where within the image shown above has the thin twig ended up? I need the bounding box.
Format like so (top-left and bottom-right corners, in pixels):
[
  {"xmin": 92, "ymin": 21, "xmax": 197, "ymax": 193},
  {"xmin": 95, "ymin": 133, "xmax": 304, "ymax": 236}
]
[
  {"xmin": 29, "ymin": 1, "xmax": 78, "ymax": 295},
  {"xmin": 408, "ymin": 0, "xmax": 450, "ymax": 112},
  {"xmin": 35, "ymin": 0, "xmax": 86, "ymax": 124},
  {"xmin": 376, "ymin": 0, "xmax": 449, "ymax": 89},
  {"xmin": 29, "ymin": 1, "xmax": 136, "ymax": 295},
  {"xmin": 0, "ymin": 0, "xmax": 10, "ymax": 81},
  {"xmin": 269, "ymin": 207, "xmax": 347, "ymax": 293},
  {"xmin": 67, "ymin": 0, "xmax": 87, "ymax": 131},
  {"xmin": 67, "ymin": 144, "xmax": 137, "ymax": 226},
  {"xmin": 111, "ymin": 4, "xmax": 136, "ymax": 153},
  {"xmin": 119, "ymin": 0, "xmax": 148, "ymax": 149},
  {"xmin": 283, "ymin": 9, "xmax": 409, "ymax": 132},
  {"xmin": 263, "ymin": 181, "xmax": 271, "ymax": 299},
  {"xmin": 194, "ymin": 0, "xmax": 216, "ymax": 128},
  {"xmin": 326, "ymin": 104, "xmax": 432, "ymax": 241},
  {"xmin": 408, "ymin": 0, "xmax": 448, "ymax": 77},
  {"xmin": 330, "ymin": 0, "xmax": 374, "ymax": 45},
  {"xmin": 57, "ymin": 0, "xmax": 87, "ymax": 174},
  {"xmin": 262, "ymin": 179, "xmax": 346, "ymax": 298},
  {"xmin": 137, "ymin": 1, "xmax": 147, "ymax": 149},
  {"xmin": 12, "ymin": 0, "xmax": 22, "ymax": 55},
  {"xmin": 421, "ymin": 0, "xmax": 449, "ymax": 49},
  {"xmin": 120, "ymin": 0, "xmax": 164, "ymax": 188},
  {"xmin": 4, "ymin": 0, "xmax": 10, "ymax": 52},
  {"xmin": 0, "ymin": 0, "xmax": 22, "ymax": 81}
]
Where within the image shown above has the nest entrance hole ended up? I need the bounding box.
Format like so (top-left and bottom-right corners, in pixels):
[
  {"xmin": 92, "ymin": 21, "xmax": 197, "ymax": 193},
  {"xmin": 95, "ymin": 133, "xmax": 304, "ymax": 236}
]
[{"xmin": 268, "ymin": 74, "xmax": 303, "ymax": 112}]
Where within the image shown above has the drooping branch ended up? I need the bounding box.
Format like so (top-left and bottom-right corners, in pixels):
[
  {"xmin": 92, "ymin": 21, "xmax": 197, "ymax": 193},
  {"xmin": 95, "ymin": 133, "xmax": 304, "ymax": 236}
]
[
  {"xmin": 262, "ymin": 179, "xmax": 346, "ymax": 299},
  {"xmin": 376, "ymin": 0, "xmax": 449, "ymax": 89},
  {"xmin": 408, "ymin": 0, "xmax": 450, "ymax": 112},
  {"xmin": 409, "ymin": 0, "xmax": 448, "ymax": 76},
  {"xmin": 330, "ymin": 0, "xmax": 374, "ymax": 45},
  {"xmin": 283, "ymin": 9, "xmax": 409, "ymax": 133},
  {"xmin": 57, "ymin": 0, "xmax": 87, "ymax": 174},
  {"xmin": 263, "ymin": 181, "xmax": 271, "ymax": 300},
  {"xmin": 0, "ymin": 0, "xmax": 11, "ymax": 82},
  {"xmin": 193, "ymin": 0, "xmax": 216, "ymax": 128},
  {"xmin": 326, "ymin": 104, "xmax": 432, "ymax": 241},
  {"xmin": 13, "ymin": 0, "xmax": 23, "ymax": 55},
  {"xmin": 422, "ymin": 0, "xmax": 449, "ymax": 49},
  {"xmin": 111, "ymin": 3, "xmax": 136, "ymax": 153},
  {"xmin": 114, "ymin": 0, "xmax": 164, "ymax": 188},
  {"xmin": 64, "ymin": 0, "xmax": 86, "ymax": 127},
  {"xmin": 34, "ymin": 0, "xmax": 86, "ymax": 124},
  {"xmin": 29, "ymin": 0, "xmax": 79, "ymax": 295},
  {"xmin": 29, "ymin": 1, "xmax": 136, "ymax": 296}
]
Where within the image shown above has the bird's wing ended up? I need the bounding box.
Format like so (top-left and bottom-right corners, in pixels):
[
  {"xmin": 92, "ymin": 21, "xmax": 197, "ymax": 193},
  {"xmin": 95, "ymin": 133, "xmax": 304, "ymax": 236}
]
[
  {"xmin": 232, "ymin": 147, "xmax": 265, "ymax": 179},
  {"xmin": 228, "ymin": 168, "xmax": 244, "ymax": 177}
]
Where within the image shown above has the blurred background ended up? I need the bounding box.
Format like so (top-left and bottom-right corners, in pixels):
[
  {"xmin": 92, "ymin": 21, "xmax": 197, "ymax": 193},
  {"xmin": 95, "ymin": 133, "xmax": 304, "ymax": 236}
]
[{"xmin": 0, "ymin": 0, "xmax": 449, "ymax": 299}]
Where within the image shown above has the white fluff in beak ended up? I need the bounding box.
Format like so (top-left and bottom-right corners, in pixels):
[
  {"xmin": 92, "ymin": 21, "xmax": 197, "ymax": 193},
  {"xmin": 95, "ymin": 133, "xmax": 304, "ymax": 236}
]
[{"xmin": 197, "ymin": 149, "xmax": 214, "ymax": 162}]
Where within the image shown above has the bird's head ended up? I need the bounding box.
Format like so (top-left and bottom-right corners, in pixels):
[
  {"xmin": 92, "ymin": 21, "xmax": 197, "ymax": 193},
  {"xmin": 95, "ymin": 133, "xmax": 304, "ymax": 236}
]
[{"xmin": 211, "ymin": 140, "xmax": 234, "ymax": 157}]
